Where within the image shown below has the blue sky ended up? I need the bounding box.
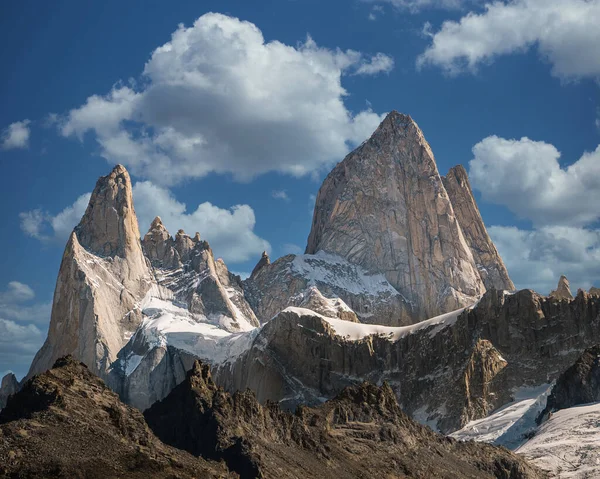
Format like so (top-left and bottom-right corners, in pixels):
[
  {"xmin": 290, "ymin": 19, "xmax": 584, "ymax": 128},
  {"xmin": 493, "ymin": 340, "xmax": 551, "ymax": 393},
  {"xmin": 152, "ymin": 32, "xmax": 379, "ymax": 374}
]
[{"xmin": 1, "ymin": 0, "xmax": 599, "ymax": 378}]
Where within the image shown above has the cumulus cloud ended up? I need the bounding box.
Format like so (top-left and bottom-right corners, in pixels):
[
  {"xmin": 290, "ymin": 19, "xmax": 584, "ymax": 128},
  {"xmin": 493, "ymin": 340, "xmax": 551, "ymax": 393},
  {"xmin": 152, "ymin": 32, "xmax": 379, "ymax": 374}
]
[
  {"xmin": 1, "ymin": 120, "xmax": 31, "ymax": 150},
  {"xmin": 353, "ymin": 53, "xmax": 394, "ymax": 75},
  {"xmin": 0, "ymin": 282, "xmax": 51, "ymax": 326},
  {"xmin": 489, "ymin": 225, "xmax": 600, "ymax": 294},
  {"xmin": 367, "ymin": 0, "xmax": 471, "ymax": 12},
  {"xmin": 0, "ymin": 318, "xmax": 44, "ymax": 380},
  {"xmin": 21, "ymin": 182, "xmax": 270, "ymax": 264},
  {"xmin": 271, "ymin": 190, "xmax": 290, "ymax": 201},
  {"xmin": 19, "ymin": 193, "xmax": 91, "ymax": 242},
  {"xmin": 469, "ymin": 136, "xmax": 600, "ymax": 227},
  {"xmin": 418, "ymin": 0, "xmax": 600, "ymax": 80},
  {"xmin": 58, "ymin": 13, "xmax": 391, "ymax": 185},
  {"xmin": 133, "ymin": 181, "xmax": 270, "ymax": 263}
]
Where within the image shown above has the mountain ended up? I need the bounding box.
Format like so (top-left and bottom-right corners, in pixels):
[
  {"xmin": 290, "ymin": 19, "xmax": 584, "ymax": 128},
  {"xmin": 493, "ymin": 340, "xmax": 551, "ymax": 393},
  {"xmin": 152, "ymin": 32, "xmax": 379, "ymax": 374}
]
[
  {"xmin": 215, "ymin": 287, "xmax": 600, "ymax": 432},
  {"xmin": 305, "ymin": 111, "xmax": 486, "ymax": 321},
  {"xmin": 0, "ymin": 373, "xmax": 17, "ymax": 410},
  {"xmin": 0, "ymin": 356, "xmax": 230, "ymax": 478},
  {"xmin": 442, "ymin": 165, "xmax": 514, "ymax": 291},
  {"xmin": 144, "ymin": 358, "xmax": 544, "ymax": 479},
  {"xmin": 513, "ymin": 346, "xmax": 600, "ymax": 477},
  {"xmin": 245, "ymin": 112, "xmax": 512, "ymax": 327},
  {"xmin": 27, "ymin": 165, "xmax": 154, "ymax": 386}
]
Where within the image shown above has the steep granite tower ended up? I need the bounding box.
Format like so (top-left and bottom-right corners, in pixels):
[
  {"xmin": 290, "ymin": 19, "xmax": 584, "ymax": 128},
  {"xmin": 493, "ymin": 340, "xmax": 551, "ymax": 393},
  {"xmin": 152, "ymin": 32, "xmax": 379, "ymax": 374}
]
[
  {"xmin": 27, "ymin": 165, "xmax": 154, "ymax": 383},
  {"xmin": 306, "ymin": 111, "xmax": 486, "ymax": 320},
  {"xmin": 442, "ymin": 165, "xmax": 514, "ymax": 291}
]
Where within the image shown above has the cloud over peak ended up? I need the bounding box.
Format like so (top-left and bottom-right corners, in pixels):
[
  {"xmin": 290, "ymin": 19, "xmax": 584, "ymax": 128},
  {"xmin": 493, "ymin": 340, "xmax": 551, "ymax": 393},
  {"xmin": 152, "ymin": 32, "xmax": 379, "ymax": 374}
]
[{"xmin": 59, "ymin": 13, "xmax": 392, "ymax": 186}]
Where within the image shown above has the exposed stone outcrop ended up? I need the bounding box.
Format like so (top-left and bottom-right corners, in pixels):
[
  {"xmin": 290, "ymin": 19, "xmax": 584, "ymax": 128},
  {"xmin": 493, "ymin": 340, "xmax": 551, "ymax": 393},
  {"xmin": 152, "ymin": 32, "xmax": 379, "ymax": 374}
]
[
  {"xmin": 549, "ymin": 275, "xmax": 573, "ymax": 300},
  {"xmin": 244, "ymin": 252, "xmax": 413, "ymax": 325},
  {"xmin": 142, "ymin": 216, "xmax": 181, "ymax": 269},
  {"xmin": 442, "ymin": 165, "xmax": 515, "ymax": 291},
  {"xmin": 589, "ymin": 286, "xmax": 600, "ymax": 296},
  {"xmin": 216, "ymin": 289, "xmax": 600, "ymax": 433},
  {"xmin": 0, "ymin": 356, "xmax": 230, "ymax": 478},
  {"xmin": 146, "ymin": 359, "xmax": 543, "ymax": 479},
  {"xmin": 250, "ymin": 251, "xmax": 270, "ymax": 278},
  {"xmin": 291, "ymin": 286, "xmax": 358, "ymax": 322},
  {"xmin": 305, "ymin": 111, "xmax": 486, "ymax": 322},
  {"xmin": 27, "ymin": 165, "xmax": 154, "ymax": 385},
  {"xmin": 0, "ymin": 373, "xmax": 18, "ymax": 410},
  {"xmin": 537, "ymin": 345, "xmax": 600, "ymax": 424}
]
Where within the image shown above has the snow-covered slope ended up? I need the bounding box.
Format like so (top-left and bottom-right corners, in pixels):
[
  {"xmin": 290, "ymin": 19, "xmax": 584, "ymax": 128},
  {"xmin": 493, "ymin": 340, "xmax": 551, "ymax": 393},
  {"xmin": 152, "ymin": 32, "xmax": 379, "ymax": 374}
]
[
  {"xmin": 284, "ymin": 306, "xmax": 466, "ymax": 341},
  {"xmin": 450, "ymin": 384, "xmax": 552, "ymax": 448},
  {"xmin": 517, "ymin": 402, "xmax": 600, "ymax": 478}
]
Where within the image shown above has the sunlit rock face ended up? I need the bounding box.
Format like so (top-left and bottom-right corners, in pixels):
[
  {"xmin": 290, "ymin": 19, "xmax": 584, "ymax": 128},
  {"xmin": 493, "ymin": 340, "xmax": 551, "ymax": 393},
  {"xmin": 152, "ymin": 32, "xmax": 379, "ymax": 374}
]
[{"xmin": 306, "ymin": 111, "xmax": 486, "ymax": 322}]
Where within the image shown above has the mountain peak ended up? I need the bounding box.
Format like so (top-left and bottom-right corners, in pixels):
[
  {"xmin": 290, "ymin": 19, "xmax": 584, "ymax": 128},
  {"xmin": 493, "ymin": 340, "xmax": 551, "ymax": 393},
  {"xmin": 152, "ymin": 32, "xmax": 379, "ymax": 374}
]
[
  {"xmin": 550, "ymin": 275, "xmax": 573, "ymax": 300},
  {"xmin": 75, "ymin": 163, "xmax": 142, "ymax": 259},
  {"xmin": 306, "ymin": 111, "xmax": 486, "ymax": 321}
]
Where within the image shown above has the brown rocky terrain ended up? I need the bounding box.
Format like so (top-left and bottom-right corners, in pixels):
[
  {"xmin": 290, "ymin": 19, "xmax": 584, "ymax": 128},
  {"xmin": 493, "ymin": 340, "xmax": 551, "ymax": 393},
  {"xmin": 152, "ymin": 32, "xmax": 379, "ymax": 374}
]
[
  {"xmin": 0, "ymin": 356, "xmax": 231, "ymax": 479},
  {"xmin": 145, "ymin": 359, "xmax": 545, "ymax": 479},
  {"xmin": 216, "ymin": 288, "xmax": 600, "ymax": 433}
]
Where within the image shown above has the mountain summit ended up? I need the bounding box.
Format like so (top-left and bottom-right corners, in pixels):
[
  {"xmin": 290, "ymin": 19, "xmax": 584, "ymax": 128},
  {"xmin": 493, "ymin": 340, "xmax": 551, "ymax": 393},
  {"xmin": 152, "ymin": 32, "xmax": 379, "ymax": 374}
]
[
  {"xmin": 27, "ymin": 165, "xmax": 154, "ymax": 383},
  {"xmin": 306, "ymin": 111, "xmax": 499, "ymax": 320}
]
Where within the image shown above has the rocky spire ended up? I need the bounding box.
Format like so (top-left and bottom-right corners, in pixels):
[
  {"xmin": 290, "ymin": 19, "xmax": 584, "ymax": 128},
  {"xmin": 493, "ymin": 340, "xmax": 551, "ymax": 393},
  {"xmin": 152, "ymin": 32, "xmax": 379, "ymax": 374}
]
[
  {"xmin": 76, "ymin": 165, "xmax": 142, "ymax": 261},
  {"xmin": 550, "ymin": 275, "xmax": 573, "ymax": 300},
  {"xmin": 27, "ymin": 165, "xmax": 154, "ymax": 381},
  {"xmin": 250, "ymin": 251, "xmax": 271, "ymax": 278},
  {"xmin": 305, "ymin": 111, "xmax": 485, "ymax": 321},
  {"xmin": 142, "ymin": 216, "xmax": 181, "ymax": 269},
  {"xmin": 0, "ymin": 373, "xmax": 18, "ymax": 410},
  {"xmin": 442, "ymin": 165, "xmax": 514, "ymax": 291}
]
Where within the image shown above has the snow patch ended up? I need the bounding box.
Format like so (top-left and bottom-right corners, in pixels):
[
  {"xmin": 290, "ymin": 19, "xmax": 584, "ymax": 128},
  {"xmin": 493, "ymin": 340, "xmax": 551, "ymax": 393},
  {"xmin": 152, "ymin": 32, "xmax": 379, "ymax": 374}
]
[
  {"xmin": 281, "ymin": 306, "xmax": 466, "ymax": 342},
  {"xmin": 290, "ymin": 251, "xmax": 402, "ymax": 297},
  {"xmin": 517, "ymin": 402, "xmax": 600, "ymax": 478},
  {"xmin": 450, "ymin": 383, "xmax": 552, "ymax": 449}
]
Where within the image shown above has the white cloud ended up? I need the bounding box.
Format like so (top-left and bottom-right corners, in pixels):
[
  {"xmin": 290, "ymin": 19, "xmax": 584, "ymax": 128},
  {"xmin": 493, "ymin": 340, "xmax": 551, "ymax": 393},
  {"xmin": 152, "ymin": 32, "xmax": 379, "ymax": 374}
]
[
  {"xmin": 418, "ymin": 0, "xmax": 600, "ymax": 80},
  {"xmin": 19, "ymin": 193, "xmax": 91, "ymax": 242},
  {"xmin": 489, "ymin": 225, "xmax": 600, "ymax": 294},
  {"xmin": 0, "ymin": 282, "xmax": 51, "ymax": 326},
  {"xmin": 1, "ymin": 120, "xmax": 31, "ymax": 150},
  {"xmin": 59, "ymin": 13, "xmax": 391, "ymax": 186},
  {"xmin": 353, "ymin": 53, "xmax": 395, "ymax": 75},
  {"xmin": 271, "ymin": 190, "xmax": 290, "ymax": 201},
  {"xmin": 367, "ymin": 0, "xmax": 472, "ymax": 13},
  {"xmin": 133, "ymin": 181, "xmax": 270, "ymax": 263},
  {"xmin": 0, "ymin": 318, "xmax": 44, "ymax": 380},
  {"xmin": 469, "ymin": 136, "xmax": 600, "ymax": 227},
  {"xmin": 0, "ymin": 282, "xmax": 35, "ymax": 303}
]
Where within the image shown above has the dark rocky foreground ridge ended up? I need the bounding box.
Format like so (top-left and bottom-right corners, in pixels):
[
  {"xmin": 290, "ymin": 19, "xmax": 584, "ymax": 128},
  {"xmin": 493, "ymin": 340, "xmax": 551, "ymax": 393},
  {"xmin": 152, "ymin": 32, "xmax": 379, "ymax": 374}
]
[
  {"xmin": 145, "ymin": 359, "xmax": 545, "ymax": 479},
  {"xmin": 0, "ymin": 356, "xmax": 230, "ymax": 478},
  {"xmin": 0, "ymin": 357, "xmax": 545, "ymax": 479}
]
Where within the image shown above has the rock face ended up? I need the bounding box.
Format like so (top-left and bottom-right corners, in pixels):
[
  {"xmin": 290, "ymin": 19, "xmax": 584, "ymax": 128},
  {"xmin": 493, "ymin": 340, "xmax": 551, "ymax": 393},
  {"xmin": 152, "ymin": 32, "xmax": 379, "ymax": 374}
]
[
  {"xmin": 538, "ymin": 345, "xmax": 600, "ymax": 423},
  {"xmin": 305, "ymin": 111, "xmax": 486, "ymax": 322},
  {"xmin": 0, "ymin": 373, "xmax": 18, "ymax": 410},
  {"xmin": 549, "ymin": 275, "xmax": 573, "ymax": 300},
  {"xmin": 216, "ymin": 289, "xmax": 600, "ymax": 433},
  {"xmin": 0, "ymin": 356, "xmax": 229, "ymax": 478},
  {"xmin": 250, "ymin": 250, "xmax": 270, "ymax": 278},
  {"xmin": 244, "ymin": 251, "xmax": 413, "ymax": 325},
  {"xmin": 146, "ymin": 359, "xmax": 543, "ymax": 479},
  {"xmin": 442, "ymin": 165, "xmax": 515, "ymax": 291},
  {"xmin": 291, "ymin": 286, "xmax": 358, "ymax": 322},
  {"xmin": 27, "ymin": 165, "xmax": 154, "ymax": 384}
]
